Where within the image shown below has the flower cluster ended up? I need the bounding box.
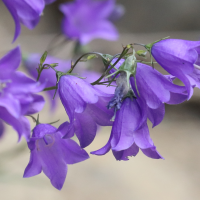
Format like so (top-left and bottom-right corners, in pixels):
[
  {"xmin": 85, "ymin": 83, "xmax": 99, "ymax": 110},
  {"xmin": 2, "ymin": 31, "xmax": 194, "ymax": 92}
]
[{"xmin": 2, "ymin": 0, "xmax": 200, "ymax": 193}]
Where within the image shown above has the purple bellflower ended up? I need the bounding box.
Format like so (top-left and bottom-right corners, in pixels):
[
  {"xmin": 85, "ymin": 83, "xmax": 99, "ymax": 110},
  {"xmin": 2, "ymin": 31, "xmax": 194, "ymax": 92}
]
[
  {"xmin": 0, "ymin": 47, "xmax": 45, "ymax": 141},
  {"xmin": 110, "ymin": 58, "xmax": 188, "ymax": 127},
  {"xmin": 91, "ymin": 78, "xmax": 163, "ymax": 161},
  {"xmin": 149, "ymin": 39, "xmax": 200, "ymax": 99},
  {"xmin": 3, "ymin": 0, "xmax": 56, "ymax": 42},
  {"xmin": 59, "ymin": 0, "xmax": 119, "ymax": 45},
  {"xmin": 24, "ymin": 53, "xmax": 71, "ymax": 109},
  {"xmin": 24, "ymin": 123, "xmax": 89, "ymax": 190},
  {"xmin": 130, "ymin": 63, "xmax": 188, "ymax": 127},
  {"xmin": 58, "ymin": 74, "xmax": 114, "ymax": 148}
]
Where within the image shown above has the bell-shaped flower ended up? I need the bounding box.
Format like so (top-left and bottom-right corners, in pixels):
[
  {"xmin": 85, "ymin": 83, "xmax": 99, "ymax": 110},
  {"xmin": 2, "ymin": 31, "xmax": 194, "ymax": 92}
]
[
  {"xmin": 109, "ymin": 58, "xmax": 188, "ymax": 127},
  {"xmin": 130, "ymin": 63, "xmax": 188, "ymax": 127},
  {"xmin": 2, "ymin": 0, "xmax": 56, "ymax": 42},
  {"xmin": 23, "ymin": 123, "xmax": 89, "ymax": 190},
  {"xmin": 58, "ymin": 74, "xmax": 114, "ymax": 148},
  {"xmin": 0, "ymin": 47, "xmax": 45, "ymax": 141},
  {"xmin": 23, "ymin": 53, "xmax": 71, "ymax": 109},
  {"xmin": 149, "ymin": 39, "xmax": 200, "ymax": 99},
  {"xmin": 59, "ymin": 0, "xmax": 119, "ymax": 45},
  {"xmin": 91, "ymin": 98, "xmax": 163, "ymax": 161}
]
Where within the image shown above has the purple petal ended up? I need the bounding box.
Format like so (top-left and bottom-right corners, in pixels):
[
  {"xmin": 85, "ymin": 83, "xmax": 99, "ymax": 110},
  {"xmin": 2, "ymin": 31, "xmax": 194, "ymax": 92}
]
[
  {"xmin": 108, "ymin": 4, "xmax": 125, "ymax": 21},
  {"xmin": 141, "ymin": 146, "xmax": 164, "ymax": 159},
  {"xmin": 58, "ymin": 75, "xmax": 110, "ymax": 121},
  {"xmin": 91, "ymin": 131, "xmax": 113, "ymax": 155},
  {"xmin": 148, "ymin": 104, "xmax": 165, "ymax": 127},
  {"xmin": 0, "ymin": 93, "xmax": 21, "ymax": 118},
  {"xmin": 86, "ymin": 96, "xmax": 114, "ymax": 126},
  {"xmin": 80, "ymin": 21, "xmax": 118, "ymax": 45},
  {"xmin": 92, "ymin": 0, "xmax": 115, "ymax": 19},
  {"xmin": 0, "ymin": 107, "xmax": 30, "ymax": 141},
  {"xmin": 36, "ymin": 138, "xmax": 67, "ymax": 190},
  {"xmin": 152, "ymin": 39, "xmax": 200, "ymax": 73},
  {"xmin": 14, "ymin": 0, "xmax": 44, "ymax": 20},
  {"xmin": 2, "ymin": 0, "xmax": 21, "ymax": 42},
  {"xmin": 60, "ymin": 138, "xmax": 89, "ymax": 164},
  {"xmin": 32, "ymin": 124, "xmax": 57, "ymax": 138},
  {"xmin": 20, "ymin": 17, "xmax": 40, "ymax": 29},
  {"xmin": 23, "ymin": 149, "xmax": 42, "ymax": 177},
  {"xmin": 112, "ymin": 143, "xmax": 139, "ymax": 161},
  {"xmin": 132, "ymin": 123, "xmax": 154, "ymax": 149},
  {"xmin": 112, "ymin": 98, "xmax": 142, "ymax": 151},
  {"xmin": 57, "ymin": 121, "xmax": 74, "ymax": 138},
  {"xmin": 8, "ymin": 71, "xmax": 46, "ymax": 94},
  {"xmin": 167, "ymin": 92, "xmax": 188, "ymax": 104},
  {"xmin": 74, "ymin": 111, "xmax": 97, "ymax": 148},
  {"xmin": 0, "ymin": 46, "xmax": 21, "ymax": 75}
]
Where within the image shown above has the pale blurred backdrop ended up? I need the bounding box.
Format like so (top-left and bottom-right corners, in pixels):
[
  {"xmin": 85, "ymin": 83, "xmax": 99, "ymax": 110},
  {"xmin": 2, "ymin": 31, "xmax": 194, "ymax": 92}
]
[{"xmin": 0, "ymin": 0, "xmax": 200, "ymax": 200}]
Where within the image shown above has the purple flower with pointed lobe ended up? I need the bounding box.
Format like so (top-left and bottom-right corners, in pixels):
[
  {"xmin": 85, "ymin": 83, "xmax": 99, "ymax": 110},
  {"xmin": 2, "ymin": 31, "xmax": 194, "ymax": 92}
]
[
  {"xmin": 91, "ymin": 98, "xmax": 163, "ymax": 161},
  {"xmin": 24, "ymin": 123, "xmax": 89, "ymax": 190},
  {"xmin": 24, "ymin": 53, "xmax": 71, "ymax": 109},
  {"xmin": 58, "ymin": 75, "xmax": 114, "ymax": 148},
  {"xmin": 59, "ymin": 0, "xmax": 119, "ymax": 45},
  {"xmin": 130, "ymin": 63, "xmax": 188, "ymax": 127},
  {"xmin": 3, "ymin": 0, "xmax": 56, "ymax": 42},
  {"xmin": 0, "ymin": 47, "xmax": 45, "ymax": 141},
  {"xmin": 110, "ymin": 58, "xmax": 188, "ymax": 127},
  {"xmin": 151, "ymin": 39, "xmax": 200, "ymax": 99}
]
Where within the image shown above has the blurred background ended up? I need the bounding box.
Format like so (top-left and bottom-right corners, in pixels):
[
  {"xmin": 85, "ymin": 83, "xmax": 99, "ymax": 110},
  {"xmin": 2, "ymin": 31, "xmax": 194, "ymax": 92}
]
[{"xmin": 1, "ymin": 0, "xmax": 200, "ymax": 200}]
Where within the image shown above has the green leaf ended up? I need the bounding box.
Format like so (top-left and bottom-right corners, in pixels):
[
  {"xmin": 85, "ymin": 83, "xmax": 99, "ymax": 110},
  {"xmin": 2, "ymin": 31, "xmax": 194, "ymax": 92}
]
[{"xmin": 40, "ymin": 51, "xmax": 48, "ymax": 65}]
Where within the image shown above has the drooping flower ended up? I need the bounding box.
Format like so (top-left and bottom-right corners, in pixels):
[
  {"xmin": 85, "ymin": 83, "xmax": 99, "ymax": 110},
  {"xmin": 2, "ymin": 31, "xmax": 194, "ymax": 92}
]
[
  {"xmin": 59, "ymin": 0, "xmax": 119, "ymax": 45},
  {"xmin": 58, "ymin": 74, "xmax": 114, "ymax": 148},
  {"xmin": 130, "ymin": 62, "xmax": 188, "ymax": 127},
  {"xmin": 91, "ymin": 70, "xmax": 163, "ymax": 160},
  {"xmin": 110, "ymin": 58, "xmax": 188, "ymax": 127},
  {"xmin": 0, "ymin": 47, "xmax": 45, "ymax": 141},
  {"xmin": 23, "ymin": 53, "xmax": 71, "ymax": 109},
  {"xmin": 149, "ymin": 39, "xmax": 200, "ymax": 99},
  {"xmin": 3, "ymin": 0, "xmax": 56, "ymax": 42},
  {"xmin": 91, "ymin": 98, "xmax": 163, "ymax": 161},
  {"xmin": 23, "ymin": 123, "xmax": 89, "ymax": 190}
]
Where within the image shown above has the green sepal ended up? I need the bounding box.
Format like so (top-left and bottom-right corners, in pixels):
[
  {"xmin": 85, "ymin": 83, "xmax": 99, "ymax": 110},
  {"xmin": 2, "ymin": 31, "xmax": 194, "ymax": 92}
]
[
  {"xmin": 136, "ymin": 50, "xmax": 147, "ymax": 57},
  {"xmin": 145, "ymin": 36, "xmax": 170, "ymax": 52},
  {"xmin": 49, "ymin": 63, "xmax": 59, "ymax": 68},
  {"xmin": 80, "ymin": 54, "xmax": 98, "ymax": 62}
]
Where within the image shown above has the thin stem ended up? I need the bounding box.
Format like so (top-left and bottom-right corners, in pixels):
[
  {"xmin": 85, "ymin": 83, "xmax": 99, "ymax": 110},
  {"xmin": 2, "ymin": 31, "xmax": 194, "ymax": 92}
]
[
  {"xmin": 133, "ymin": 43, "xmax": 145, "ymax": 46},
  {"xmin": 69, "ymin": 52, "xmax": 103, "ymax": 73},
  {"xmin": 43, "ymin": 86, "xmax": 57, "ymax": 91},
  {"xmin": 91, "ymin": 47, "xmax": 129, "ymax": 86}
]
